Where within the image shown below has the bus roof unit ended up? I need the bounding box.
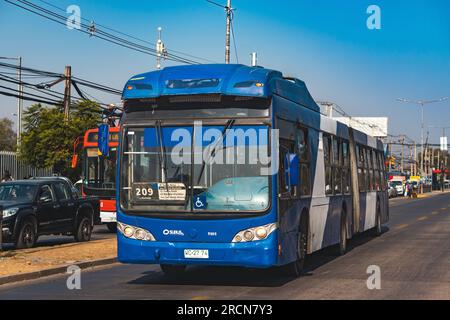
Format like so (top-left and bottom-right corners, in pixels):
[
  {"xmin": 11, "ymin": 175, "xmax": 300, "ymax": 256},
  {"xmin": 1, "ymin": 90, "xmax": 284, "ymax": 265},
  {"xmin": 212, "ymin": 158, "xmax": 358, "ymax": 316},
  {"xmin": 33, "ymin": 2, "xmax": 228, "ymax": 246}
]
[{"xmin": 122, "ymin": 64, "xmax": 320, "ymax": 113}]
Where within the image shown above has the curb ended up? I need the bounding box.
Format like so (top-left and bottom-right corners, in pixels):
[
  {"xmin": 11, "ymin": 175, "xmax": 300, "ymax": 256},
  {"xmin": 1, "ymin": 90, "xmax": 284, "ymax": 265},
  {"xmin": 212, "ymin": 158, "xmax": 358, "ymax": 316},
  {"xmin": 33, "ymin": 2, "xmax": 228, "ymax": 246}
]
[{"xmin": 0, "ymin": 257, "xmax": 117, "ymax": 286}]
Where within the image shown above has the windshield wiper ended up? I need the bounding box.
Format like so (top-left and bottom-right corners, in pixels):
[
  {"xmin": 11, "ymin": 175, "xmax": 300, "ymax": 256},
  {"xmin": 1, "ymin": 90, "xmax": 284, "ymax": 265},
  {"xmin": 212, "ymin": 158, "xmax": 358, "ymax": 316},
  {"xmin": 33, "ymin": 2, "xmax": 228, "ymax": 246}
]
[{"xmin": 196, "ymin": 119, "xmax": 235, "ymax": 185}]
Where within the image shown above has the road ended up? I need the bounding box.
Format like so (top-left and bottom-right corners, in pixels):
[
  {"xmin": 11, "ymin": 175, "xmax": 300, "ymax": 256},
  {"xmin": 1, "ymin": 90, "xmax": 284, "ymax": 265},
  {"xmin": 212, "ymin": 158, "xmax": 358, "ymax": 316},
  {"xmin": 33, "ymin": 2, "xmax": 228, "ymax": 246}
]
[
  {"xmin": 0, "ymin": 193, "xmax": 449, "ymax": 300},
  {"xmin": 0, "ymin": 225, "xmax": 115, "ymax": 251}
]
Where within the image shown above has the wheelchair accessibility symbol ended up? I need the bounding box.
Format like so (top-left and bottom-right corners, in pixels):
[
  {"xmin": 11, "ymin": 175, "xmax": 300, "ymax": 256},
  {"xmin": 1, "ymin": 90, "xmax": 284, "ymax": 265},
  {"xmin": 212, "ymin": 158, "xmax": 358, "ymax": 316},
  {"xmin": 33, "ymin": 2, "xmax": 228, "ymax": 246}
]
[{"xmin": 194, "ymin": 195, "xmax": 207, "ymax": 210}]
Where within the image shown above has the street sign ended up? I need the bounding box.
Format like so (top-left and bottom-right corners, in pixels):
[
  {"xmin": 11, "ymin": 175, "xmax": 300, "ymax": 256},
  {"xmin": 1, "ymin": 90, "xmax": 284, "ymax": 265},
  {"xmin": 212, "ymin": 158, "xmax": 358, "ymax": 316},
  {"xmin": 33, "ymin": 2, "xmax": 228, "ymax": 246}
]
[{"xmin": 440, "ymin": 136, "xmax": 448, "ymax": 151}]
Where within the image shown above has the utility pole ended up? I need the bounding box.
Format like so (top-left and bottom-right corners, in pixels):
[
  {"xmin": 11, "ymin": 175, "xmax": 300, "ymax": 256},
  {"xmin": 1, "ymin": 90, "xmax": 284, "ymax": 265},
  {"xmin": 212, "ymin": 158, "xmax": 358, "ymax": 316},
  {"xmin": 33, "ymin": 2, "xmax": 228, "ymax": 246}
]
[
  {"xmin": 225, "ymin": 0, "xmax": 232, "ymax": 64},
  {"xmin": 400, "ymin": 135, "xmax": 405, "ymax": 174},
  {"xmin": 17, "ymin": 57, "xmax": 23, "ymax": 147},
  {"xmin": 207, "ymin": 0, "xmax": 233, "ymax": 63},
  {"xmin": 414, "ymin": 142, "xmax": 417, "ymax": 177},
  {"xmin": 63, "ymin": 66, "xmax": 72, "ymax": 123},
  {"xmin": 397, "ymin": 97, "xmax": 448, "ymax": 179}
]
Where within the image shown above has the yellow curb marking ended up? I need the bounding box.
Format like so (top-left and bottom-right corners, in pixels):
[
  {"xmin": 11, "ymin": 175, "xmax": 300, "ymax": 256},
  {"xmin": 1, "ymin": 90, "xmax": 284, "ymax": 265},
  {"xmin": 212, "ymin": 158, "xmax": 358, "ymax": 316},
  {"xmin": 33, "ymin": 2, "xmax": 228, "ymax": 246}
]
[
  {"xmin": 417, "ymin": 216, "xmax": 428, "ymax": 221},
  {"xmin": 394, "ymin": 224, "xmax": 409, "ymax": 230},
  {"xmin": 190, "ymin": 296, "xmax": 210, "ymax": 300}
]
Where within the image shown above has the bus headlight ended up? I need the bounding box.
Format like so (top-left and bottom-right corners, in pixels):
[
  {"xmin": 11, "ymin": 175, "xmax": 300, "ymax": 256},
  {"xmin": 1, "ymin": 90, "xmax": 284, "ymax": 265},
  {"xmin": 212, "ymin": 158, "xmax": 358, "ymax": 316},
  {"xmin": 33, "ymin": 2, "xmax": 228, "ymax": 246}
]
[
  {"xmin": 232, "ymin": 223, "xmax": 277, "ymax": 243},
  {"xmin": 117, "ymin": 222, "xmax": 156, "ymax": 241}
]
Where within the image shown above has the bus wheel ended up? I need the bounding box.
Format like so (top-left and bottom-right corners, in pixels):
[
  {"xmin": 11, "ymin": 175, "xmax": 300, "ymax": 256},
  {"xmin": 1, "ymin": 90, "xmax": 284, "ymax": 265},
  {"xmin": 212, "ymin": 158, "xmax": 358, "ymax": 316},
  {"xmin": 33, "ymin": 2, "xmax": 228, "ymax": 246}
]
[
  {"xmin": 106, "ymin": 223, "xmax": 117, "ymax": 233},
  {"xmin": 160, "ymin": 264, "xmax": 186, "ymax": 277},
  {"xmin": 286, "ymin": 218, "xmax": 308, "ymax": 278},
  {"xmin": 338, "ymin": 213, "xmax": 348, "ymax": 255},
  {"xmin": 372, "ymin": 202, "xmax": 382, "ymax": 237}
]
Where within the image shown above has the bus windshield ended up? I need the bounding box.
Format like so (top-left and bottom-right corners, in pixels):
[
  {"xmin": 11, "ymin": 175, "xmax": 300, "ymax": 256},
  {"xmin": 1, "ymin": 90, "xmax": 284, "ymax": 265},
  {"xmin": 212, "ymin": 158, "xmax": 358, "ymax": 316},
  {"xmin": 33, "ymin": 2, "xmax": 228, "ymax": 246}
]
[
  {"xmin": 120, "ymin": 124, "xmax": 271, "ymax": 214},
  {"xmin": 85, "ymin": 147, "xmax": 117, "ymax": 190}
]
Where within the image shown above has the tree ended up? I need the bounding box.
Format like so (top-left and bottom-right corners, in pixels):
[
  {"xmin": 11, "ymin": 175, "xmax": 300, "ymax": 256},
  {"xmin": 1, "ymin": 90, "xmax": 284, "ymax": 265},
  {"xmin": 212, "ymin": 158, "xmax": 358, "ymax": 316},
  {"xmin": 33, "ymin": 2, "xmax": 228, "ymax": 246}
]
[
  {"xmin": 19, "ymin": 101, "xmax": 102, "ymax": 181},
  {"xmin": 0, "ymin": 118, "xmax": 17, "ymax": 151}
]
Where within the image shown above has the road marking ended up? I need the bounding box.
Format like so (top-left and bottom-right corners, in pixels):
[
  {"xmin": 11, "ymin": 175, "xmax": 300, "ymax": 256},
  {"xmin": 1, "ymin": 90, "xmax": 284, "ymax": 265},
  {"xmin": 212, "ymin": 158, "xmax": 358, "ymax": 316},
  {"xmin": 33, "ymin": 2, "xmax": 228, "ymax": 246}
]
[
  {"xmin": 394, "ymin": 224, "xmax": 409, "ymax": 230},
  {"xmin": 431, "ymin": 211, "xmax": 439, "ymax": 215},
  {"xmin": 417, "ymin": 216, "xmax": 428, "ymax": 221},
  {"xmin": 190, "ymin": 296, "xmax": 210, "ymax": 300},
  {"xmin": 441, "ymin": 208, "xmax": 447, "ymax": 211}
]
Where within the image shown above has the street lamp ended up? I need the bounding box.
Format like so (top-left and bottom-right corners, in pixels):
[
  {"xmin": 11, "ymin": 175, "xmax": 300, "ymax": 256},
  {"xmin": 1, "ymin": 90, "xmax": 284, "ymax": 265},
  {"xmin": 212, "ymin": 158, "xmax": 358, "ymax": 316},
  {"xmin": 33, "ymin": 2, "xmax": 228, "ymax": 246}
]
[
  {"xmin": 396, "ymin": 97, "xmax": 448, "ymax": 179},
  {"xmin": 0, "ymin": 56, "xmax": 23, "ymax": 147}
]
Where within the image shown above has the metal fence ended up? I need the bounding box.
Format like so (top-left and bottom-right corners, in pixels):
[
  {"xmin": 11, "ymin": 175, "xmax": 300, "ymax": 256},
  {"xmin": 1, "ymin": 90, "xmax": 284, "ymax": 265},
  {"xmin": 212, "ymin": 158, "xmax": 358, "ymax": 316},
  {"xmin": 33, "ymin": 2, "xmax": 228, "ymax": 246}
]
[{"xmin": 0, "ymin": 151, "xmax": 53, "ymax": 180}]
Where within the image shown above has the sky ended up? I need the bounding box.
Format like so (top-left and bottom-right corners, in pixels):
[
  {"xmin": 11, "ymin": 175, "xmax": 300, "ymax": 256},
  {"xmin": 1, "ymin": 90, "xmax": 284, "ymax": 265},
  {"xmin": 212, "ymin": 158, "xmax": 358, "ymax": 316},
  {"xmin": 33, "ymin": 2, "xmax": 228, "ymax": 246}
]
[{"xmin": 0, "ymin": 0, "xmax": 449, "ymax": 144}]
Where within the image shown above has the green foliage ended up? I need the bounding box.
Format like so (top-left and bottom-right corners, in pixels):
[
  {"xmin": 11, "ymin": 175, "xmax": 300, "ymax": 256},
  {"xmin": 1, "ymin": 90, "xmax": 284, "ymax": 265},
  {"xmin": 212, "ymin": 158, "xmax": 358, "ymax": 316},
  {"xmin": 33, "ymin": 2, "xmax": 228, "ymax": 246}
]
[
  {"xmin": 0, "ymin": 118, "xmax": 17, "ymax": 151},
  {"xmin": 19, "ymin": 101, "xmax": 102, "ymax": 181}
]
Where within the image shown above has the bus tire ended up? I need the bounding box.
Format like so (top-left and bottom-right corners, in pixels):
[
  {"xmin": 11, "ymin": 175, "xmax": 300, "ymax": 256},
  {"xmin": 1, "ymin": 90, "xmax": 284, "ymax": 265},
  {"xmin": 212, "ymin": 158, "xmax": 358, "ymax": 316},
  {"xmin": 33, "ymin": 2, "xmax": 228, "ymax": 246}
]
[
  {"xmin": 338, "ymin": 212, "xmax": 348, "ymax": 255},
  {"xmin": 372, "ymin": 202, "xmax": 382, "ymax": 237},
  {"xmin": 285, "ymin": 214, "xmax": 308, "ymax": 277},
  {"xmin": 160, "ymin": 264, "xmax": 186, "ymax": 277},
  {"xmin": 16, "ymin": 218, "xmax": 37, "ymax": 249},
  {"xmin": 106, "ymin": 223, "xmax": 117, "ymax": 233}
]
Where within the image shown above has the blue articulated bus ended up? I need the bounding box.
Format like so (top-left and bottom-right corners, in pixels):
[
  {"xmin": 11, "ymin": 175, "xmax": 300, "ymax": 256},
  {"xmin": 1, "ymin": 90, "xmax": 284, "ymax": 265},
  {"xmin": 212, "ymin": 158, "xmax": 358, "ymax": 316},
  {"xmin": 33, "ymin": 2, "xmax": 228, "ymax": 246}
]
[{"xmin": 117, "ymin": 64, "xmax": 389, "ymax": 277}]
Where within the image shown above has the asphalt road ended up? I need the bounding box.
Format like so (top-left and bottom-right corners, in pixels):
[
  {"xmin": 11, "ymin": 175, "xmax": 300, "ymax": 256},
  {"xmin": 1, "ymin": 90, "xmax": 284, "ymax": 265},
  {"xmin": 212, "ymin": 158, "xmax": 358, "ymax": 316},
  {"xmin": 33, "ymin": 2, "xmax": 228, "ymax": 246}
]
[
  {"xmin": 0, "ymin": 193, "xmax": 449, "ymax": 300},
  {"xmin": 1, "ymin": 224, "xmax": 115, "ymax": 251}
]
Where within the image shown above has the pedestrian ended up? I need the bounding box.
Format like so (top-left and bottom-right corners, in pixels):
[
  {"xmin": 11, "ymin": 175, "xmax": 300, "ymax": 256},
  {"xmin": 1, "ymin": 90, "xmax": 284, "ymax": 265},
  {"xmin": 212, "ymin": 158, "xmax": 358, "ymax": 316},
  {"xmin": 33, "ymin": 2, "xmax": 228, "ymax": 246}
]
[
  {"xmin": 1, "ymin": 170, "xmax": 13, "ymax": 182},
  {"xmin": 404, "ymin": 182, "xmax": 410, "ymax": 198}
]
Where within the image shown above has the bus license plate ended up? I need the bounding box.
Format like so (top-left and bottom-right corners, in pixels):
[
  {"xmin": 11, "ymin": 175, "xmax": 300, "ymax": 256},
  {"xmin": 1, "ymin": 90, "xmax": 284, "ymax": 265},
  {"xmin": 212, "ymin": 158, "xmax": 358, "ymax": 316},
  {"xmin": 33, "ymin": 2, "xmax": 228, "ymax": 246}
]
[{"xmin": 184, "ymin": 249, "xmax": 209, "ymax": 259}]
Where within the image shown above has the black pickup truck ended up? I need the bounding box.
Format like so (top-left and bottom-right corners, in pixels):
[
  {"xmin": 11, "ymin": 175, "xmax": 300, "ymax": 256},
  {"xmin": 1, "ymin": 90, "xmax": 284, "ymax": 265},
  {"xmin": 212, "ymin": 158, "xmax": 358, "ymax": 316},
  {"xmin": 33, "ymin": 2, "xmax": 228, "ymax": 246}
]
[{"xmin": 0, "ymin": 177, "xmax": 100, "ymax": 249}]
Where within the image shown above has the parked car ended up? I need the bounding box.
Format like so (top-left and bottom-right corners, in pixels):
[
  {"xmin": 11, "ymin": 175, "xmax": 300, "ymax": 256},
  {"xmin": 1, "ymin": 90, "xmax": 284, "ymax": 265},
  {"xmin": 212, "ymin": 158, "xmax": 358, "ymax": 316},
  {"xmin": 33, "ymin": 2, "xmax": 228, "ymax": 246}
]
[
  {"xmin": 390, "ymin": 180, "xmax": 404, "ymax": 196},
  {"xmin": 444, "ymin": 179, "xmax": 450, "ymax": 189},
  {"xmin": 0, "ymin": 177, "xmax": 100, "ymax": 249},
  {"xmin": 388, "ymin": 184, "xmax": 397, "ymax": 198}
]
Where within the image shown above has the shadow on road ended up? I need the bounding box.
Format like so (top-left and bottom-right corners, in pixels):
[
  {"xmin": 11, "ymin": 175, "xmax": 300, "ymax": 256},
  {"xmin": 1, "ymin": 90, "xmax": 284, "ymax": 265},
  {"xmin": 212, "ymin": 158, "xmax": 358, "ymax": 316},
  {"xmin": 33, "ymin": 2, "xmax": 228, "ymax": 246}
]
[
  {"xmin": 0, "ymin": 225, "xmax": 114, "ymax": 252},
  {"xmin": 128, "ymin": 228, "xmax": 388, "ymax": 288}
]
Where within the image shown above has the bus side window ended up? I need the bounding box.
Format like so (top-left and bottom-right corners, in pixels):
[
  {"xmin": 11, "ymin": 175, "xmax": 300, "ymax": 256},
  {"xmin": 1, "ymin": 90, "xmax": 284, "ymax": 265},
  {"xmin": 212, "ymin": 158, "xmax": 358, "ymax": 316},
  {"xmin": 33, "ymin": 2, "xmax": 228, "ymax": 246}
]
[
  {"xmin": 342, "ymin": 140, "xmax": 350, "ymax": 193},
  {"xmin": 357, "ymin": 145, "xmax": 366, "ymax": 192},
  {"xmin": 378, "ymin": 152, "xmax": 387, "ymax": 191},
  {"xmin": 368, "ymin": 149, "xmax": 374, "ymax": 191},
  {"xmin": 279, "ymin": 139, "xmax": 296, "ymax": 197},
  {"xmin": 332, "ymin": 137, "xmax": 342, "ymax": 195},
  {"xmin": 365, "ymin": 148, "xmax": 371, "ymax": 192},
  {"xmin": 323, "ymin": 134, "xmax": 333, "ymax": 195},
  {"xmin": 296, "ymin": 126, "xmax": 311, "ymax": 196}
]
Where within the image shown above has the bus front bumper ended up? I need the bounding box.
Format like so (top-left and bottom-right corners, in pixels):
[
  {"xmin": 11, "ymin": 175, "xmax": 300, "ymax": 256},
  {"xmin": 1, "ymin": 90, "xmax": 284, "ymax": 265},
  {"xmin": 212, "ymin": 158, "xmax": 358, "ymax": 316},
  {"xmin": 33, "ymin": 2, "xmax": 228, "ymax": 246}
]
[{"xmin": 117, "ymin": 233, "xmax": 278, "ymax": 268}]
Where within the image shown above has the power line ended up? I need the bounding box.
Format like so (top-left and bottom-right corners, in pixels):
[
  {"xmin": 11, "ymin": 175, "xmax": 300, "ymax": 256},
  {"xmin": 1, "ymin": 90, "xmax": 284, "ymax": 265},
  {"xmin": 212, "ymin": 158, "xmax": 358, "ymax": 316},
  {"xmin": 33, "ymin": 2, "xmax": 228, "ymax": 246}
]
[
  {"xmin": 0, "ymin": 68, "xmax": 118, "ymax": 108},
  {"xmin": 37, "ymin": 0, "xmax": 218, "ymax": 64},
  {"xmin": 0, "ymin": 61, "xmax": 122, "ymax": 96},
  {"xmin": 6, "ymin": 0, "xmax": 207, "ymax": 65}
]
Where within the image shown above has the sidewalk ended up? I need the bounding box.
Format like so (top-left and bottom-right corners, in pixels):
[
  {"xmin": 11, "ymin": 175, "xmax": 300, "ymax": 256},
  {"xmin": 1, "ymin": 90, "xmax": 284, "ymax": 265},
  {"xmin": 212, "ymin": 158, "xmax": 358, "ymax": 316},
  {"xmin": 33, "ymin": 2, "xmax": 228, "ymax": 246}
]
[
  {"xmin": 416, "ymin": 189, "xmax": 450, "ymax": 199},
  {"xmin": 0, "ymin": 238, "xmax": 116, "ymax": 278}
]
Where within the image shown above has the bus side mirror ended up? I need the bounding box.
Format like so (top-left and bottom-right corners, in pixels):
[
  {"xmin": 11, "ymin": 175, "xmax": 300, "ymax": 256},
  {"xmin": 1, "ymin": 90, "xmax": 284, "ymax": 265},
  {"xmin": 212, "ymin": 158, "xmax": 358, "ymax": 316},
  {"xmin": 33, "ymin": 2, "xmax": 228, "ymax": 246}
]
[{"xmin": 285, "ymin": 153, "xmax": 299, "ymax": 187}]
